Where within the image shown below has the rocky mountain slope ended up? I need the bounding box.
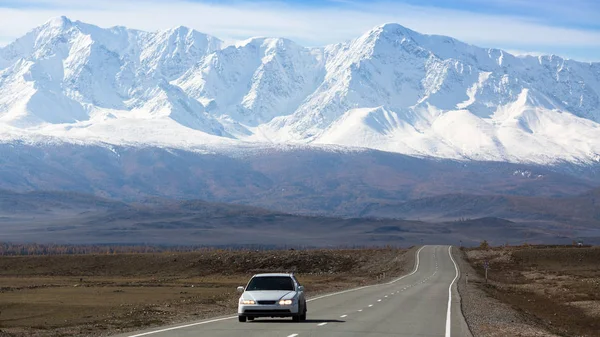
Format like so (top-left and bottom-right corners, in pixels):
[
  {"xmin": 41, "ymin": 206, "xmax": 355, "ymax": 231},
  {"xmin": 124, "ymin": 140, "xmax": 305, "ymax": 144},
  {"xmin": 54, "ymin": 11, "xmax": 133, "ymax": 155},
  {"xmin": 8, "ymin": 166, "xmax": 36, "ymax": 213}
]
[
  {"xmin": 1, "ymin": 142, "xmax": 598, "ymax": 215},
  {"xmin": 1, "ymin": 17, "xmax": 600, "ymax": 165}
]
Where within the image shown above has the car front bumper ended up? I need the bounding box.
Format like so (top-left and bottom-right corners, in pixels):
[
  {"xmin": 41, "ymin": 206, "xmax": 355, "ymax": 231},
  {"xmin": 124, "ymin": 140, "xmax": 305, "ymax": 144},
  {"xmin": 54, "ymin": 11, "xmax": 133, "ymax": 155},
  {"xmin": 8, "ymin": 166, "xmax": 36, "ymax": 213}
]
[{"xmin": 238, "ymin": 303, "xmax": 300, "ymax": 317}]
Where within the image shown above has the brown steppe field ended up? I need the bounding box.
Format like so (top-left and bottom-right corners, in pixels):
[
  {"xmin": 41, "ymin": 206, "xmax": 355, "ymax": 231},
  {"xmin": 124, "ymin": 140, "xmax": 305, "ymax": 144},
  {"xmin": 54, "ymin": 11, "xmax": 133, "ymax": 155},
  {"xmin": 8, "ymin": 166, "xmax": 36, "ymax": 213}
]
[
  {"xmin": 464, "ymin": 244, "xmax": 600, "ymax": 337},
  {"xmin": 0, "ymin": 247, "xmax": 412, "ymax": 337}
]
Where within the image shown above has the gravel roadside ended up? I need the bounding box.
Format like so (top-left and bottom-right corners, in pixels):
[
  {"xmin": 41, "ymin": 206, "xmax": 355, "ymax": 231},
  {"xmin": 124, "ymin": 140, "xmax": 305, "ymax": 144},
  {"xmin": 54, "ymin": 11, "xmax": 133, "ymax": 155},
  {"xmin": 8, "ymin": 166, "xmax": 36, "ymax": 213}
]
[{"xmin": 454, "ymin": 248, "xmax": 558, "ymax": 337}]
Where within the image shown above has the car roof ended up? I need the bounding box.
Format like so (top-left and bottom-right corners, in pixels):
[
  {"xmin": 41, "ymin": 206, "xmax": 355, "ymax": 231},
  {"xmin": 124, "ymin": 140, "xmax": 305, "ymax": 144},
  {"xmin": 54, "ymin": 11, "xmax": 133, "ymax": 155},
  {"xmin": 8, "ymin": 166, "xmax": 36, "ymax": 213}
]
[{"xmin": 252, "ymin": 273, "xmax": 294, "ymax": 278}]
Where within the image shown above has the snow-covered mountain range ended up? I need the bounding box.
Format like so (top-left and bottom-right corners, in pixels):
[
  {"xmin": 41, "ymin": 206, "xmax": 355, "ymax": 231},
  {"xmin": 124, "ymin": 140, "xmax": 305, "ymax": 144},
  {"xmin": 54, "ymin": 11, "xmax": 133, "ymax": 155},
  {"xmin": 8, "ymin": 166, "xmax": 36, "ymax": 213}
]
[{"xmin": 2, "ymin": 16, "xmax": 600, "ymax": 165}]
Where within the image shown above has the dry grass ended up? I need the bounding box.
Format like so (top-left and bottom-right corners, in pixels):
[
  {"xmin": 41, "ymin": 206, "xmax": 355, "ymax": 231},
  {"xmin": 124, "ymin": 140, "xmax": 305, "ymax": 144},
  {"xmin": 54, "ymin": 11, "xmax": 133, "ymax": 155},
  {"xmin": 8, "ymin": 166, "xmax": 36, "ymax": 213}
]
[
  {"xmin": 465, "ymin": 245, "xmax": 600, "ymax": 337},
  {"xmin": 0, "ymin": 247, "xmax": 411, "ymax": 337}
]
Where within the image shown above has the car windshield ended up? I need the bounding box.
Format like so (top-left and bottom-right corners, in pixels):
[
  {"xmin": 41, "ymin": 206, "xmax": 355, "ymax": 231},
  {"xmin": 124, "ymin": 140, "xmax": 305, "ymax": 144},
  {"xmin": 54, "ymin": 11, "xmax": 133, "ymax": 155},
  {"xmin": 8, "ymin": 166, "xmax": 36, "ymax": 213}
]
[{"xmin": 246, "ymin": 276, "xmax": 295, "ymax": 291}]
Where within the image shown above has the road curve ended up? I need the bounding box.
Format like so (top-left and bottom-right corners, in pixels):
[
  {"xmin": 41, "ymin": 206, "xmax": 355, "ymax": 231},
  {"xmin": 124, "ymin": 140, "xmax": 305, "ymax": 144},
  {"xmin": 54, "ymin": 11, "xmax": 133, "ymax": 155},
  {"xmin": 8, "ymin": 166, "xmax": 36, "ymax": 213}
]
[{"xmin": 114, "ymin": 245, "xmax": 471, "ymax": 337}]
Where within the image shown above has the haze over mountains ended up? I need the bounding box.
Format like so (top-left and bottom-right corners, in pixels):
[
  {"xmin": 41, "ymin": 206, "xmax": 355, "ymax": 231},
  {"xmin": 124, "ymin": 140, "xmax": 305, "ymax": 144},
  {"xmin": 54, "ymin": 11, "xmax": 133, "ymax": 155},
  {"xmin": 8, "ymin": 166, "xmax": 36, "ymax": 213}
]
[
  {"xmin": 2, "ymin": 188, "xmax": 599, "ymax": 246},
  {"xmin": 1, "ymin": 16, "xmax": 600, "ymax": 164}
]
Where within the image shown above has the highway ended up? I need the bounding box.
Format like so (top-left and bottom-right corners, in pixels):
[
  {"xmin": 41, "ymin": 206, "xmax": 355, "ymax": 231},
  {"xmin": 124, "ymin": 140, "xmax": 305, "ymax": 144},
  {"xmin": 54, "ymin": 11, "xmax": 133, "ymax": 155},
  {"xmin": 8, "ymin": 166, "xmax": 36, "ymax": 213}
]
[{"xmin": 114, "ymin": 245, "xmax": 471, "ymax": 337}]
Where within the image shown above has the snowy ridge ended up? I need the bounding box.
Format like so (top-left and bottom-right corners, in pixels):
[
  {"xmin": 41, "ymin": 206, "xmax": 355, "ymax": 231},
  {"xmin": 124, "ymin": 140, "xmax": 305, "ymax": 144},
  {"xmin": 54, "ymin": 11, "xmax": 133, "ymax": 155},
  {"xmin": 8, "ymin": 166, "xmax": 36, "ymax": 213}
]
[{"xmin": 1, "ymin": 18, "xmax": 600, "ymax": 165}]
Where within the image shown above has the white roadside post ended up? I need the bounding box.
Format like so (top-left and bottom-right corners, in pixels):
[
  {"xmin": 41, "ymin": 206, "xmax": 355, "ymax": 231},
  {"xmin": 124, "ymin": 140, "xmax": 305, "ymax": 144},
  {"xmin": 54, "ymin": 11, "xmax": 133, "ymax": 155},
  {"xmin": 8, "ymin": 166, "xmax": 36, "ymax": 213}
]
[{"xmin": 484, "ymin": 261, "xmax": 489, "ymax": 283}]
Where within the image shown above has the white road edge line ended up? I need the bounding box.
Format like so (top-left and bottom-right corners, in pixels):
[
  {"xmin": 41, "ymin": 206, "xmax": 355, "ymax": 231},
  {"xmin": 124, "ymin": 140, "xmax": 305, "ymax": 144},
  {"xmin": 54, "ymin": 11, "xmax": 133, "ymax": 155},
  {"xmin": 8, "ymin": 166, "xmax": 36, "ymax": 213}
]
[
  {"xmin": 386, "ymin": 246, "xmax": 425, "ymax": 284},
  {"xmin": 308, "ymin": 246, "xmax": 425, "ymax": 303},
  {"xmin": 445, "ymin": 245, "xmax": 460, "ymax": 337},
  {"xmin": 126, "ymin": 316, "xmax": 237, "ymax": 337},
  {"xmin": 126, "ymin": 246, "xmax": 426, "ymax": 337}
]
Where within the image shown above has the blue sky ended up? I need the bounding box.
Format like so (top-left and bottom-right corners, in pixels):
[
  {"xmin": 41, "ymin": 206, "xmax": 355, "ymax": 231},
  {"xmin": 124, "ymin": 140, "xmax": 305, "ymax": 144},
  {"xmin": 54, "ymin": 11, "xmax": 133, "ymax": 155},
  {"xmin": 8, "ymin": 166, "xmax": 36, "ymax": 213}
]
[{"xmin": 0, "ymin": 0, "xmax": 599, "ymax": 61}]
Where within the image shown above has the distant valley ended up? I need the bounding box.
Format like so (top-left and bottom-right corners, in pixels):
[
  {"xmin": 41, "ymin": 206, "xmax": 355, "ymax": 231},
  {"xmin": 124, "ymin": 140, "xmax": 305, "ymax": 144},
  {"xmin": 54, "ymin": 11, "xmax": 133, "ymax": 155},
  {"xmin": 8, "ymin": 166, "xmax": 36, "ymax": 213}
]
[{"xmin": 2, "ymin": 184, "xmax": 599, "ymax": 246}]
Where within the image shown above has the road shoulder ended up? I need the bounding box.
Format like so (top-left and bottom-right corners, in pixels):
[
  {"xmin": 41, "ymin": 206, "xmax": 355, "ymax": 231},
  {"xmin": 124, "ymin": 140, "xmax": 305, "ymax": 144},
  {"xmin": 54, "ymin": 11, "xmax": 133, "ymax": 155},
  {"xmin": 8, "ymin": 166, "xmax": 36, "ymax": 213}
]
[
  {"xmin": 454, "ymin": 248, "xmax": 558, "ymax": 337},
  {"xmin": 450, "ymin": 247, "xmax": 473, "ymax": 337}
]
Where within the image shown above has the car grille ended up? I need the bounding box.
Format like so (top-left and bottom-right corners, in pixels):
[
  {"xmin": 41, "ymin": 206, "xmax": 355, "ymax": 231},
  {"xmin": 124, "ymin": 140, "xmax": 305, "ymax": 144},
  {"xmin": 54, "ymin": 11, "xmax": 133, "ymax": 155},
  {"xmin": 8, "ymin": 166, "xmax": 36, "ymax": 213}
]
[
  {"xmin": 245, "ymin": 309, "xmax": 290, "ymax": 313},
  {"xmin": 257, "ymin": 300, "xmax": 277, "ymax": 305}
]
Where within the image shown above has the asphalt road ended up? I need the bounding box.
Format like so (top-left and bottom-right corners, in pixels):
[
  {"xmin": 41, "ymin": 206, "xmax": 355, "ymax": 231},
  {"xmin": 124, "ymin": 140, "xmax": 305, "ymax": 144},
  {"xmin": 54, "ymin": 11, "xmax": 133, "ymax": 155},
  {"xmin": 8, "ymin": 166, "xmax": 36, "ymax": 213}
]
[{"xmin": 115, "ymin": 245, "xmax": 471, "ymax": 337}]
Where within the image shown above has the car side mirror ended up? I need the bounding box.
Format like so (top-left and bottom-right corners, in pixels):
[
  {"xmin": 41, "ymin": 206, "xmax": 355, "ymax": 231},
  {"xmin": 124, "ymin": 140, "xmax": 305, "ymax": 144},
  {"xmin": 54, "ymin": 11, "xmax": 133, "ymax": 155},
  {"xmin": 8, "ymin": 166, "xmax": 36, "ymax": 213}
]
[
  {"xmin": 298, "ymin": 286, "xmax": 304, "ymax": 292},
  {"xmin": 237, "ymin": 286, "xmax": 245, "ymax": 293}
]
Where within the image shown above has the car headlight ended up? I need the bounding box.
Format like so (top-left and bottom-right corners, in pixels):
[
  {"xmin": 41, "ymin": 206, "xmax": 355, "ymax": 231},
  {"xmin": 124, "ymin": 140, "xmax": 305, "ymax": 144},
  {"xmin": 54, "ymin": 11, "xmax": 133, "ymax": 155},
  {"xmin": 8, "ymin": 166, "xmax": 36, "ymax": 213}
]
[
  {"xmin": 279, "ymin": 299, "xmax": 293, "ymax": 305},
  {"xmin": 240, "ymin": 299, "xmax": 255, "ymax": 305}
]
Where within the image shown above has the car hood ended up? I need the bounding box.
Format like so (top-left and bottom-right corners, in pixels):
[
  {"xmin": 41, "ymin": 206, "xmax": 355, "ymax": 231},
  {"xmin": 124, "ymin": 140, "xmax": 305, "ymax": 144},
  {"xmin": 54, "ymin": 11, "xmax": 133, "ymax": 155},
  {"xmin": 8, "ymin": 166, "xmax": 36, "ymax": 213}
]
[{"xmin": 243, "ymin": 290, "xmax": 296, "ymax": 301}]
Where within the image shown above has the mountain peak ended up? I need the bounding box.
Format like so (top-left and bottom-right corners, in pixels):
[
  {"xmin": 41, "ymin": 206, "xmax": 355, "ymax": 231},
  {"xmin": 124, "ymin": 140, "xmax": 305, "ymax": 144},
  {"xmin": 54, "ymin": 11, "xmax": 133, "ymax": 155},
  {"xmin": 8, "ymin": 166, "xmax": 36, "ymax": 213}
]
[
  {"xmin": 44, "ymin": 16, "xmax": 73, "ymax": 29},
  {"xmin": 378, "ymin": 23, "xmax": 413, "ymax": 32},
  {"xmin": 370, "ymin": 23, "xmax": 419, "ymax": 38},
  {"xmin": 166, "ymin": 25, "xmax": 193, "ymax": 35},
  {"xmin": 355, "ymin": 22, "xmax": 425, "ymax": 53}
]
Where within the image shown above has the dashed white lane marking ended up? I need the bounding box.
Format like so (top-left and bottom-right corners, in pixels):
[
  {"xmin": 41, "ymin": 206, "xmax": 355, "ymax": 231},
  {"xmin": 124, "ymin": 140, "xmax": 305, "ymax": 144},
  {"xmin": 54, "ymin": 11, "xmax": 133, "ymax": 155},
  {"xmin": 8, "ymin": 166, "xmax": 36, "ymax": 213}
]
[
  {"xmin": 377, "ymin": 299, "xmax": 382, "ymax": 302},
  {"xmin": 340, "ymin": 315, "xmax": 347, "ymax": 318},
  {"xmin": 126, "ymin": 246, "xmax": 429, "ymax": 337},
  {"xmin": 318, "ymin": 322, "xmax": 328, "ymax": 327},
  {"xmin": 307, "ymin": 246, "xmax": 425, "ymax": 301},
  {"xmin": 287, "ymin": 334, "xmax": 298, "ymax": 337},
  {"xmin": 358, "ymin": 309, "xmax": 363, "ymax": 312},
  {"xmin": 384, "ymin": 295, "xmax": 388, "ymax": 298},
  {"xmin": 368, "ymin": 304, "xmax": 373, "ymax": 307}
]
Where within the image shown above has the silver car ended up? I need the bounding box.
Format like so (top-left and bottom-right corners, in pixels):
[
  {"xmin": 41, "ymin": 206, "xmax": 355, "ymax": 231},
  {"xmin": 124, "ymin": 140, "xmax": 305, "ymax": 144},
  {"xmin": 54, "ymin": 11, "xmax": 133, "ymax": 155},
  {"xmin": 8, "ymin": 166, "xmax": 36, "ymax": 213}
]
[{"xmin": 237, "ymin": 273, "xmax": 307, "ymax": 322}]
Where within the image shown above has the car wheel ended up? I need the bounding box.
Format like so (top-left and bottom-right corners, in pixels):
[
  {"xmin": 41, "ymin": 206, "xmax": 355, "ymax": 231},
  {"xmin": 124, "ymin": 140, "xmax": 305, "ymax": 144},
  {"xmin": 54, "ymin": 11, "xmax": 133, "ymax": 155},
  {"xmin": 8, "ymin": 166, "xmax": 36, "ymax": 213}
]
[
  {"xmin": 238, "ymin": 316, "xmax": 247, "ymax": 322},
  {"xmin": 292, "ymin": 315, "xmax": 300, "ymax": 322},
  {"xmin": 300, "ymin": 303, "xmax": 307, "ymax": 322}
]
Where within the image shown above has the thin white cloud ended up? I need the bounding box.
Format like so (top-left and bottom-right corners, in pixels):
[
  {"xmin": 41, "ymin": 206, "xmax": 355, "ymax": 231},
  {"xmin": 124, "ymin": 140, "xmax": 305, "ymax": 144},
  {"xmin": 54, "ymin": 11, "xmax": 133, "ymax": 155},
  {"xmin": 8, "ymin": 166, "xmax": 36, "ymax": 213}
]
[
  {"xmin": 0, "ymin": 0, "xmax": 599, "ymax": 61},
  {"xmin": 0, "ymin": 37, "xmax": 12, "ymax": 46},
  {"xmin": 505, "ymin": 49, "xmax": 547, "ymax": 57}
]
